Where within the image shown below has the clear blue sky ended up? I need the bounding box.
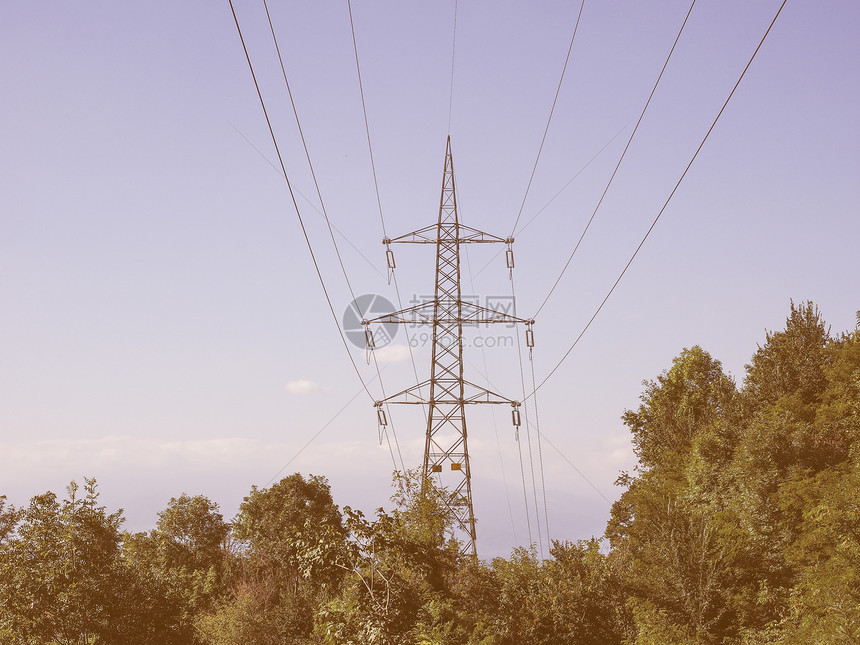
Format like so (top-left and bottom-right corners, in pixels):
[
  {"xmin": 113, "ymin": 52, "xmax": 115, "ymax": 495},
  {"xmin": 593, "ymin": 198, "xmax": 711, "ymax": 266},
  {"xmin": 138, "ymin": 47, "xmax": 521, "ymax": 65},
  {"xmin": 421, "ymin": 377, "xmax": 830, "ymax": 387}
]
[{"xmin": 1, "ymin": 0, "xmax": 857, "ymax": 557}]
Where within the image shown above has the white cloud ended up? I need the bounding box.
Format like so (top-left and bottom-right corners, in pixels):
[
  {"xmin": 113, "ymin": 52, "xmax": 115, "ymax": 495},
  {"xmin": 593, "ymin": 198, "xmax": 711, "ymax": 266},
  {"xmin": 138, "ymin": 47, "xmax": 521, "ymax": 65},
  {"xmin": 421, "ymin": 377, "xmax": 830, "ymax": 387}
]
[
  {"xmin": 0, "ymin": 436, "xmax": 266, "ymax": 474},
  {"xmin": 285, "ymin": 379, "xmax": 321, "ymax": 395},
  {"xmin": 374, "ymin": 344, "xmax": 413, "ymax": 364},
  {"xmin": 0, "ymin": 435, "xmax": 399, "ymax": 535}
]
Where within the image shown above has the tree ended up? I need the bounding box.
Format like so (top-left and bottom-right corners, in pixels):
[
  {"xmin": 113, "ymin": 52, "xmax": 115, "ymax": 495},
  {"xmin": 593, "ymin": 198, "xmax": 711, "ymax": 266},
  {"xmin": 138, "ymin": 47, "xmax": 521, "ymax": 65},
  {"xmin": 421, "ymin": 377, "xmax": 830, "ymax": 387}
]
[
  {"xmin": 610, "ymin": 348, "xmax": 748, "ymax": 641},
  {"xmin": 779, "ymin": 463, "xmax": 860, "ymax": 643},
  {"xmin": 196, "ymin": 473, "xmax": 345, "ymax": 645},
  {"xmin": 233, "ymin": 473, "xmax": 345, "ymax": 595},
  {"xmin": 743, "ymin": 300, "xmax": 830, "ymax": 421},
  {"xmin": 0, "ymin": 478, "xmax": 180, "ymax": 644},
  {"xmin": 622, "ymin": 346, "xmax": 737, "ymax": 470},
  {"xmin": 156, "ymin": 493, "xmax": 230, "ymax": 573},
  {"xmin": 0, "ymin": 495, "xmax": 18, "ymax": 543},
  {"xmin": 315, "ymin": 470, "xmax": 464, "ymax": 645},
  {"xmin": 724, "ymin": 303, "xmax": 850, "ymax": 633},
  {"xmin": 123, "ymin": 493, "xmax": 231, "ymax": 643},
  {"xmin": 195, "ymin": 581, "xmax": 314, "ymax": 645},
  {"xmin": 610, "ymin": 303, "xmax": 860, "ymax": 643},
  {"xmin": 775, "ymin": 327, "xmax": 860, "ymax": 643}
]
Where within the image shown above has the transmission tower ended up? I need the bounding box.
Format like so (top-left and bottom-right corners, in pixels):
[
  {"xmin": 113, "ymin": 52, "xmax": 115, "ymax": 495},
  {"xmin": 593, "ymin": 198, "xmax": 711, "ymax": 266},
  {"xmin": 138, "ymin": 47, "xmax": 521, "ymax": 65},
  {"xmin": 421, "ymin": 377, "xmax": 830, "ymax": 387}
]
[{"xmin": 364, "ymin": 137, "xmax": 533, "ymax": 556}]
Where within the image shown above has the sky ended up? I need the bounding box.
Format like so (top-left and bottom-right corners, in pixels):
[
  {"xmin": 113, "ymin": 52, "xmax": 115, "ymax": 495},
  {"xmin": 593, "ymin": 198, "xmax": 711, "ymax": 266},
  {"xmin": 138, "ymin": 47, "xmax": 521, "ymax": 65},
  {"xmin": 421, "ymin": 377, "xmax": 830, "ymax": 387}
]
[{"xmin": 1, "ymin": 0, "xmax": 858, "ymax": 558}]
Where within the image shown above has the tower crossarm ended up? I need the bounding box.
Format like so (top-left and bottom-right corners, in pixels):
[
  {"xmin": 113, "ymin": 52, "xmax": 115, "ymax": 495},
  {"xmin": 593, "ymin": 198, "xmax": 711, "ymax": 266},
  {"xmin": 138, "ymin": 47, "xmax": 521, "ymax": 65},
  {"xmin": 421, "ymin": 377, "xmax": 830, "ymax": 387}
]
[
  {"xmin": 383, "ymin": 225, "xmax": 512, "ymax": 245},
  {"xmin": 362, "ymin": 300, "xmax": 533, "ymax": 326},
  {"xmin": 375, "ymin": 379, "xmax": 520, "ymax": 407}
]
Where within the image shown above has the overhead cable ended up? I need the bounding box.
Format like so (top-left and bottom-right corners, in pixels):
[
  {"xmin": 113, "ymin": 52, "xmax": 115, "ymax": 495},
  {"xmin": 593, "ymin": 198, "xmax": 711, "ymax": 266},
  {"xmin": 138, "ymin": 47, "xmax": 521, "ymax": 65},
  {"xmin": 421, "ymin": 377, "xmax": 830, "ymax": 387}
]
[
  {"xmin": 463, "ymin": 239, "xmax": 520, "ymax": 546},
  {"xmin": 346, "ymin": 0, "xmax": 387, "ymax": 238},
  {"xmin": 346, "ymin": 0, "xmax": 428, "ymax": 428},
  {"xmin": 261, "ymin": 0, "xmax": 407, "ymax": 471},
  {"xmin": 527, "ymin": 0, "xmax": 789, "ymax": 400},
  {"xmin": 533, "ymin": 0, "xmax": 698, "ymax": 318},
  {"xmin": 528, "ymin": 337, "xmax": 551, "ymax": 549},
  {"xmin": 512, "ymin": 272, "xmax": 546, "ymax": 558},
  {"xmin": 510, "ymin": 0, "xmax": 587, "ymax": 238},
  {"xmin": 227, "ymin": 0, "xmax": 375, "ymax": 402}
]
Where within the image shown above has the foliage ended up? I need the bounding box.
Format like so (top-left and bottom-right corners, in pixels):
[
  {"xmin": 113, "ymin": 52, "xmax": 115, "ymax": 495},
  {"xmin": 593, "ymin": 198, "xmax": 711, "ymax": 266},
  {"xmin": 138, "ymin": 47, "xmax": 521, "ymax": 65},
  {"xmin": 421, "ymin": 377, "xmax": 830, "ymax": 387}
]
[
  {"xmin": 1, "ymin": 301, "xmax": 856, "ymax": 644},
  {"xmin": 314, "ymin": 469, "xmax": 463, "ymax": 645},
  {"xmin": 610, "ymin": 302, "xmax": 860, "ymax": 643},
  {"xmin": 195, "ymin": 473, "xmax": 345, "ymax": 644},
  {"xmin": 622, "ymin": 345, "xmax": 737, "ymax": 470},
  {"xmin": 233, "ymin": 473, "xmax": 345, "ymax": 594},
  {"xmin": 0, "ymin": 478, "xmax": 181, "ymax": 644},
  {"xmin": 122, "ymin": 492, "xmax": 230, "ymax": 643}
]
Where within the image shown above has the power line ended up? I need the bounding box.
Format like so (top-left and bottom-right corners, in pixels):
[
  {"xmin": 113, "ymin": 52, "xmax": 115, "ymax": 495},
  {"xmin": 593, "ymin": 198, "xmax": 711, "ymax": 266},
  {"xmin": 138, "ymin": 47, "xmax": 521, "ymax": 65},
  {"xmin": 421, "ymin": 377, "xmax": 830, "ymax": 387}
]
[
  {"xmin": 514, "ymin": 122, "xmax": 628, "ymax": 238},
  {"xmin": 261, "ymin": 0, "xmax": 407, "ymax": 473},
  {"xmin": 266, "ymin": 369, "xmax": 383, "ymax": 486},
  {"xmin": 527, "ymin": 0, "xmax": 789, "ymax": 401},
  {"xmin": 462, "ymin": 194, "xmax": 535, "ymax": 550},
  {"xmin": 527, "ymin": 332, "xmax": 551, "ymax": 549},
  {"xmin": 262, "ymin": 0, "xmax": 358, "ymax": 306},
  {"xmin": 515, "ymin": 425, "xmax": 534, "ymax": 547},
  {"xmin": 227, "ymin": 0, "xmax": 375, "ymax": 402},
  {"xmin": 510, "ymin": 0, "xmax": 587, "ymax": 238},
  {"xmin": 533, "ymin": 0, "xmax": 698, "ymax": 318},
  {"xmin": 388, "ymin": 274, "xmax": 427, "ymax": 428},
  {"xmin": 512, "ymin": 273, "xmax": 544, "ymax": 558},
  {"xmin": 462, "ymin": 225, "xmax": 520, "ymax": 546},
  {"xmin": 381, "ymin": 425, "xmax": 400, "ymax": 474},
  {"xmin": 228, "ymin": 122, "xmax": 385, "ymax": 280},
  {"xmin": 466, "ymin": 353, "xmax": 612, "ymax": 508},
  {"xmin": 346, "ymin": 0, "xmax": 387, "ymax": 239},
  {"xmin": 492, "ymin": 406, "xmax": 520, "ymax": 545},
  {"xmin": 472, "ymin": 122, "xmax": 627, "ymax": 282},
  {"xmin": 345, "ymin": 0, "xmax": 428, "ymax": 432},
  {"xmin": 257, "ymin": 4, "xmax": 408, "ymax": 476},
  {"xmin": 540, "ymin": 431, "xmax": 612, "ymax": 504},
  {"xmin": 372, "ymin": 360, "xmax": 407, "ymax": 474}
]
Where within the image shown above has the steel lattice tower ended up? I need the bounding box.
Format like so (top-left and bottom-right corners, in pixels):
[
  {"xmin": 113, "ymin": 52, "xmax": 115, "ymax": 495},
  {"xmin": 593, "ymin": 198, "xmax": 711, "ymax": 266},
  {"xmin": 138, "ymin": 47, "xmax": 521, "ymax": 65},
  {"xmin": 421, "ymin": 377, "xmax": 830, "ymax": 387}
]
[{"xmin": 365, "ymin": 137, "xmax": 533, "ymax": 556}]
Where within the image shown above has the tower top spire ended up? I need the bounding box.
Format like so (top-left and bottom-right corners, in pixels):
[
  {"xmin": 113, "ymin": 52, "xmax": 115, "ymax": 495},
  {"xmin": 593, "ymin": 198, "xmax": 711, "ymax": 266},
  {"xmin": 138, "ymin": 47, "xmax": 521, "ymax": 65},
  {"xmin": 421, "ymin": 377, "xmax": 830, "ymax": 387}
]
[{"xmin": 438, "ymin": 136, "xmax": 457, "ymax": 228}]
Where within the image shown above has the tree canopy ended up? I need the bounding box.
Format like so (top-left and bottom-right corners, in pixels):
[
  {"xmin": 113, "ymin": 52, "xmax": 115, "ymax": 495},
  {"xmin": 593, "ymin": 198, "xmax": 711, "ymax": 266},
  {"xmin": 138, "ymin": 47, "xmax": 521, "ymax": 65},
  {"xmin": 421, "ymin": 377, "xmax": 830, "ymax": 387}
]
[{"xmin": 2, "ymin": 301, "xmax": 857, "ymax": 644}]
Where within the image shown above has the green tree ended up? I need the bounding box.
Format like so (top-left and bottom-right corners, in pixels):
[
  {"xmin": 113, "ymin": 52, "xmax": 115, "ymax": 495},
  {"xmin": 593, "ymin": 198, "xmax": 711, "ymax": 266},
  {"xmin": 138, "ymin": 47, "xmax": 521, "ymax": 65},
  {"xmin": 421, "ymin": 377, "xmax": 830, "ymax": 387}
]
[
  {"xmin": 743, "ymin": 300, "xmax": 830, "ymax": 421},
  {"xmin": 123, "ymin": 493, "xmax": 230, "ymax": 643},
  {"xmin": 609, "ymin": 348, "xmax": 747, "ymax": 642},
  {"xmin": 458, "ymin": 539, "xmax": 630, "ymax": 645},
  {"xmin": 196, "ymin": 473, "xmax": 345, "ymax": 644},
  {"xmin": 0, "ymin": 478, "xmax": 179, "ymax": 644},
  {"xmin": 774, "ymin": 327, "xmax": 860, "ymax": 642},
  {"xmin": 610, "ymin": 303, "xmax": 860, "ymax": 643},
  {"xmin": 156, "ymin": 493, "xmax": 230, "ymax": 573},
  {"xmin": 622, "ymin": 346, "xmax": 737, "ymax": 471},
  {"xmin": 315, "ymin": 470, "xmax": 464, "ymax": 645},
  {"xmin": 233, "ymin": 473, "xmax": 345, "ymax": 595},
  {"xmin": 725, "ymin": 302, "xmax": 846, "ymax": 633},
  {"xmin": 195, "ymin": 581, "xmax": 314, "ymax": 645}
]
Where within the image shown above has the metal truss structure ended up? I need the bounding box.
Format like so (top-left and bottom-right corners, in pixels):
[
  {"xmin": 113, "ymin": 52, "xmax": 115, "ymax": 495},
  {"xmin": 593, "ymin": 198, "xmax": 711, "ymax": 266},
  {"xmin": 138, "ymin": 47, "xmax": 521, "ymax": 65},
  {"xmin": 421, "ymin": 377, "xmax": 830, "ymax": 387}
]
[{"xmin": 364, "ymin": 137, "xmax": 533, "ymax": 556}]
